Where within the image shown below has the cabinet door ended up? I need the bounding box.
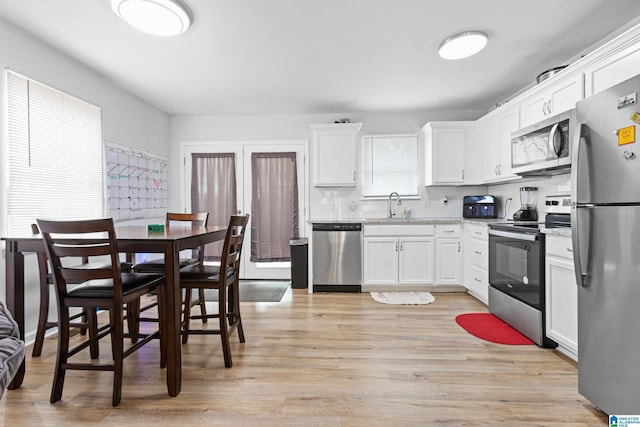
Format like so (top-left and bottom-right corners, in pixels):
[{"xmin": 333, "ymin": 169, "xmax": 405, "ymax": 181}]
[
  {"xmin": 435, "ymin": 238, "xmax": 462, "ymax": 285},
  {"xmin": 498, "ymin": 108, "xmax": 519, "ymax": 179},
  {"xmin": 519, "ymin": 93, "xmax": 548, "ymax": 129},
  {"xmin": 424, "ymin": 125, "xmax": 465, "ymax": 185},
  {"xmin": 545, "ymin": 255, "xmax": 578, "ymax": 360},
  {"xmin": 479, "ymin": 118, "xmax": 500, "ymax": 181},
  {"xmin": 398, "ymin": 237, "xmax": 434, "ymax": 285},
  {"xmin": 363, "ymin": 237, "xmax": 398, "ymax": 285},
  {"xmin": 311, "ymin": 123, "xmax": 361, "ymax": 186},
  {"xmin": 585, "ymin": 43, "xmax": 640, "ymax": 97},
  {"xmin": 549, "ymin": 73, "xmax": 584, "ymax": 116}
]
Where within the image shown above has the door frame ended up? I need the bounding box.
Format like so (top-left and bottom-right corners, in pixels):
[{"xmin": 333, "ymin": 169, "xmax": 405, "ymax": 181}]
[{"xmin": 180, "ymin": 140, "xmax": 309, "ymax": 279}]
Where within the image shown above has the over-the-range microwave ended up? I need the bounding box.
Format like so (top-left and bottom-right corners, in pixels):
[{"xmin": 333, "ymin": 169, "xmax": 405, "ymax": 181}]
[{"xmin": 511, "ymin": 109, "xmax": 575, "ymax": 175}]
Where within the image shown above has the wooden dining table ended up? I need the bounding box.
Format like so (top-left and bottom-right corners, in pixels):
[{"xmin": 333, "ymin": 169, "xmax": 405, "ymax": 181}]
[{"xmin": 2, "ymin": 224, "xmax": 227, "ymax": 397}]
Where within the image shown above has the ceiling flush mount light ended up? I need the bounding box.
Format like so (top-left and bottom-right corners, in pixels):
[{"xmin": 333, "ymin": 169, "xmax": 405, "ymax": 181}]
[
  {"xmin": 438, "ymin": 31, "xmax": 488, "ymax": 60},
  {"xmin": 111, "ymin": 0, "xmax": 192, "ymax": 36}
]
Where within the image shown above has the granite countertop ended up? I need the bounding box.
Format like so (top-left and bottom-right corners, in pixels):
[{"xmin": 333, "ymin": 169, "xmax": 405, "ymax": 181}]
[{"xmin": 308, "ymin": 217, "xmax": 505, "ymax": 225}]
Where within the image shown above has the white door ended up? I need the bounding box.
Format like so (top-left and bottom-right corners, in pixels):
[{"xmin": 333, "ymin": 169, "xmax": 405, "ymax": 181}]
[
  {"xmin": 242, "ymin": 144, "xmax": 306, "ymax": 279},
  {"xmin": 181, "ymin": 141, "xmax": 306, "ymax": 280}
]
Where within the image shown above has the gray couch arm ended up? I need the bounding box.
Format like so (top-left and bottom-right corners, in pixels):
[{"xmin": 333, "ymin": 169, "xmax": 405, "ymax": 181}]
[{"xmin": 0, "ymin": 299, "xmax": 25, "ymax": 399}]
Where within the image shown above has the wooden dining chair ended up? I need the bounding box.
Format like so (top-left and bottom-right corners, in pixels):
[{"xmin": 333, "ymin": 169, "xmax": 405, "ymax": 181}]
[
  {"xmin": 38, "ymin": 218, "xmax": 166, "ymax": 406},
  {"xmin": 179, "ymin": 215, "xmax": 249, "ymax": 368},
  {"xmin": 130, "ymin": 212, "xmax": 210, "ymax": 327},
  {"xmin": 31, "ymin": 223, "xmax": 95, "ymax": 358}
]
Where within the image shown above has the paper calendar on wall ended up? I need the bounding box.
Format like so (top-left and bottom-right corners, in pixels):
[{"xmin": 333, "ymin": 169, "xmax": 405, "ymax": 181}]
[{"xmin": 105, "ymin": 140, "xmax": 168, "ymax": 221}]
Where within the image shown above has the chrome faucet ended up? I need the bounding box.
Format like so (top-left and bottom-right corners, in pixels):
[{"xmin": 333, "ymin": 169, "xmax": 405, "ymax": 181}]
[{"xmin": 388, "ymin": 192, "xmax": 402, "ymax": 218}]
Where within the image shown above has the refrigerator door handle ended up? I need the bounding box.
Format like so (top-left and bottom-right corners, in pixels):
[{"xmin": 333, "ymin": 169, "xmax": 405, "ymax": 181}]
[
  {"xmin": 572, "ymin": 206, "xmax": 591, "ymax": 287},
  {"xmin": 570, "ymin": 123, "xmax": 587, "ymax": 206}
]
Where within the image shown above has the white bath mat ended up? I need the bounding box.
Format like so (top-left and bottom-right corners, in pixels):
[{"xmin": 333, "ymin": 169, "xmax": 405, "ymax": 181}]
[{"xmin": 370, "ymin": 291, "xmax": 435, "ymax": 305}]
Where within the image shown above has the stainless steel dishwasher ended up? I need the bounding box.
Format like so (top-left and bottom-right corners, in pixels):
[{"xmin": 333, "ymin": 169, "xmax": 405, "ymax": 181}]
[{"xmin": 312, "ymin": 223, "xmax": 362, "ymax": 292}]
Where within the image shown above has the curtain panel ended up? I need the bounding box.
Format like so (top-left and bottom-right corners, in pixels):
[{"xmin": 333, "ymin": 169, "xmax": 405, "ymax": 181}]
[
  {"xmin": 250, "ymin": 152, "xmax": 299, "ymax": 262},
  {"xmin": 191, "ymin": 153, "xmax": 237, "ymax": 260}
]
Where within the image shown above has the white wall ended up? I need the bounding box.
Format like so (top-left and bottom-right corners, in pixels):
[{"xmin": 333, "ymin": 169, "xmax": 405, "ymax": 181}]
[
  {"xmin": 169, "ymin": 109, "xmax": 487, "ymax": 222},
  {"xmin": 0, "ymin": 18, "xmax": 170, "ymax": 342}
]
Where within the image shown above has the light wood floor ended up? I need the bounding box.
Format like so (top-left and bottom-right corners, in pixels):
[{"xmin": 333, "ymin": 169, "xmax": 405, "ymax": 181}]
[{"xmin": 1, "ymin": 290, "xmax": 607, "ymax": 426}]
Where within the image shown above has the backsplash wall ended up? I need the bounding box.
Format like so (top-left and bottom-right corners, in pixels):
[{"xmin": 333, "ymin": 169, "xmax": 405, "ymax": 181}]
[{"xmin": 487, "ymin": 173, "xmax": 572, "ymax": 220}]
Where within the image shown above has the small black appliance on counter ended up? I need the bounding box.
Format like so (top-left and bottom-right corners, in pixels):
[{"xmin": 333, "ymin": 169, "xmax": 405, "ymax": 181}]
[{"xmin": 463, "ymin": 195, "xmax": 497, "ymax": 219}]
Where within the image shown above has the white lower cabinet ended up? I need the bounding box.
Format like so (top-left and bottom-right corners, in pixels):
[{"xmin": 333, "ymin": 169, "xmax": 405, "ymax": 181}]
[
  {"xmin": 463, "ymin": 222, "xmax": 489, "ymax": 304},
  {"xmin": 435, "ymin": 224, "xmax": 462, "ymax": 285},
  {"xmin": 363, "ymin": 224, "xmax": 436, "ymax": 287},
  {"xmin": 363, "ymin": 234, "xmax": 434, "ymax": 286},
  {"xmin": 545, "ymin": 234, "xmax": 578, "ymax": 361}
]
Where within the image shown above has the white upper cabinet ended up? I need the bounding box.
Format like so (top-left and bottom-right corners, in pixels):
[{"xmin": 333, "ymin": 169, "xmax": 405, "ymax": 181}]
[
  {"xmin": 310, "ymin": 123, "xmax": 362, "ymax": 186},
  {"xmin": 584, "ymin": 40, "xmax": 640, "ymax": 97},
  {"xmin": 519, "ymin": 73, "xmax": 584, "ymax": 128},
  {"xmin": 479, "ymin": 106, "xmax": 519, "ymax": 183},
  {"xmin": 423, "ymin": 121, "xmax": 474, "ymax": 186}
]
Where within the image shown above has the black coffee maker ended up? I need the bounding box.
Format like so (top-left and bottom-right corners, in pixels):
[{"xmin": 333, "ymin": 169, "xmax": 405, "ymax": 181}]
[{"xmin": 513, "ymin": 186, "xmax": 538, "ymax": 221}]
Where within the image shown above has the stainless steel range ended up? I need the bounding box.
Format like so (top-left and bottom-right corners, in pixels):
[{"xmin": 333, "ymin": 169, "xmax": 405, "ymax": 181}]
[{"xmin": 487, "ymin": 194, "xmax": 570, "ymax": 347}]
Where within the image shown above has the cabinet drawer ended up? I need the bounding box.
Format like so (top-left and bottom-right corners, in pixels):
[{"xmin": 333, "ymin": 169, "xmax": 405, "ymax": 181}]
[
  {"xmin": 546, "ymin": 235, "xmax": 573, "ymax": 259},
  {"xmin": 436, "ymin": 224, "xmax": 461, "ymax": 238},
  {"xmin": 464, "ymin": 223, "xmax": 488, "ymax": 240},
  {"xmin": 467, "ymin": 238, "xmax": 488, "ymax": 269},
  {"xmin": 364, "ymin": 224, "xmax": 435, "ymax": 237}
]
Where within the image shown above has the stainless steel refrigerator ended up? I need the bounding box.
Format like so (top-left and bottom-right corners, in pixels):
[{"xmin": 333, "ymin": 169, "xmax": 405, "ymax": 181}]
[{"xmin": 572, "ymin": 74, "xmax": 640, "ymax": 415}]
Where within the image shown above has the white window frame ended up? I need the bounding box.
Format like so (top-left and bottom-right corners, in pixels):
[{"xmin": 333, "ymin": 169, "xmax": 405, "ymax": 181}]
[
  {"xmin": 362, "ymin": 134, "xmax": 420, "ymax": 199},
  {"xmin": 5, "ymin": 70, "xmax": 104, "ymax": 236}
]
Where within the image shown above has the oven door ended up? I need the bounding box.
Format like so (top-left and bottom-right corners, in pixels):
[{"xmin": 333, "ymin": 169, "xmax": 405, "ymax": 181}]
[{"xmin": 488, "ymin": 228, "xmax": 543, "ymax": 309}]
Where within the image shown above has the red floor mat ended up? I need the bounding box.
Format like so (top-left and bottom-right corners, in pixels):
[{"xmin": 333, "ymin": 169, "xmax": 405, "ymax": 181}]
[{"xmin": 455, "ymin": 313, "xmax": 534, "ymax": 345}]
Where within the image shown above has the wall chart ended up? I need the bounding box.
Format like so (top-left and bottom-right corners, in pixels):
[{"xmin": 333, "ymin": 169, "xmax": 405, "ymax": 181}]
[{"xmin": 105, "ymin": 140, "xmax": 168, "ymax": 221}]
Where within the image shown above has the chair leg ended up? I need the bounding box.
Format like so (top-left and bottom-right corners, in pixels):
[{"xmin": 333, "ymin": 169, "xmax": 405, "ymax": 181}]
[
  {"xmin": 157, "ymin": 286, "xmax": 167, "ymax": 369},
  {"xmin": 182, "ymin": 287, "xmax": 193, "ymax": 344},
  {"xmin": 50, "ymin": 307, "xmax": 70, "ymax": 404},
  {"xmin": 110, "ymin": 307, "xmax": 124, "ymax": 407},
  {"xmin": 229, "ymin": 280, "xmax": 245, "ymax": 343},
  {"xmin": 126, "ymin": 300, "xmax": 141, "ymax": 343},
  {"xmin": 87, "ymin": 307, "xmax": 100, "ymax": 359},
  {"xmin": 33, "ymin": 282, "xmax": 51, "ymax": 357},
  {"xmin": 218, "ymin": 286, "xmax": 232, "ymax": 368},
  {"xmin": 198, "ymin": 288, "xmax": 208, "ymax": 324}
]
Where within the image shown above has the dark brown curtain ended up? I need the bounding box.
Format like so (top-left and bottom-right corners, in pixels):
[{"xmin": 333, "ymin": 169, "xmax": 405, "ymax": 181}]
[
  {"xmin": 250, "ymin": 152, "xmax": 298, "ymax": 262},
  {"xmin": 191, "ymin": 153, "xmax": 237, "ymax": 260}
]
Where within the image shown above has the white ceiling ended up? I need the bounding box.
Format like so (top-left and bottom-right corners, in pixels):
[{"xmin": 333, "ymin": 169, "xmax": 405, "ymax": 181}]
[{"xmin": 1, "ymin": 0, "xmax": 639, "ymax": 117}]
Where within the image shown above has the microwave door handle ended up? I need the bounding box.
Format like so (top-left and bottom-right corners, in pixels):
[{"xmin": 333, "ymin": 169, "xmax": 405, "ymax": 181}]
[{"xmin": 548, "ymin": 123, "xmax": 561, "ymax": 157}]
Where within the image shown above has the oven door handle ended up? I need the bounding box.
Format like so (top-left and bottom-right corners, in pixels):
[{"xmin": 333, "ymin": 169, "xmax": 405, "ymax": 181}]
[{"xmin": 488, "ymin": 228, "xmax": 538, "ymax": 241}]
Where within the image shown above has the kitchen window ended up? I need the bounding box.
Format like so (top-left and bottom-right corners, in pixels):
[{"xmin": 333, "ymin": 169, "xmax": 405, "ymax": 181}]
[
  {"xmin": 362, "ymin": 134, "xmax": 419, "ymax": 198},
  {"xmin": 5, "ymin": 70, "xmax": 104, "ymax": 235}
]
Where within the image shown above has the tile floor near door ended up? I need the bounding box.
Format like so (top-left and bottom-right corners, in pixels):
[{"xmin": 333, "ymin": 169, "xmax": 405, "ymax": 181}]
[{"xmin": 1, "ymin": 291, "xmax": 606, "ymax": 426}]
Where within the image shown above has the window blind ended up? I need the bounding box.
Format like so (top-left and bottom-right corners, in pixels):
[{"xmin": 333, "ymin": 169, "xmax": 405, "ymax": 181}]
[{"xmin": 6, "ymin": 70, "xmax": 104, "ymax": 235}]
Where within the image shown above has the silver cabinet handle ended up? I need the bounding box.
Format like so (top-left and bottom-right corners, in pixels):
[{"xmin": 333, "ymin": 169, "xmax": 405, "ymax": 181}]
[
  {"xmin": 474, "ymin": 231, "xmax": 482, "ymax": 235},
  {"xmin": 474, "ymin": 250, "xmax": 482, "ymax": 255},
  {"xmin": 457, "ymin": 242, "xmax": 461, "ymax": 252},
  {"xmin": 443, "ymin": 230, "xmax": 455, "ymax": 234},
  {"xmin": 474, "ymin": 277, "xmax": 482, "ymax": 282},
  {"xmin": 567, "ymin": 247, "xmax": 573, "ymax": 253}
]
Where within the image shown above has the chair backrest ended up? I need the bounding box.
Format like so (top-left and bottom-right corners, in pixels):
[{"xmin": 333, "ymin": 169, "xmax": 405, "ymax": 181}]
[
  {"xmin": 37, "ymin": 218, "xmax": 123, "ymax": 300},
  {"xmin": 165, "ymin": 212, "xmax": 208, "ymax": 227},
  {"xmin": 165, "ymin": 212, "xmax": 209, "ymax": 262},
  {"xmin": 219, "ymin": 215, "xmax": 249, "ymax": 281}
]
